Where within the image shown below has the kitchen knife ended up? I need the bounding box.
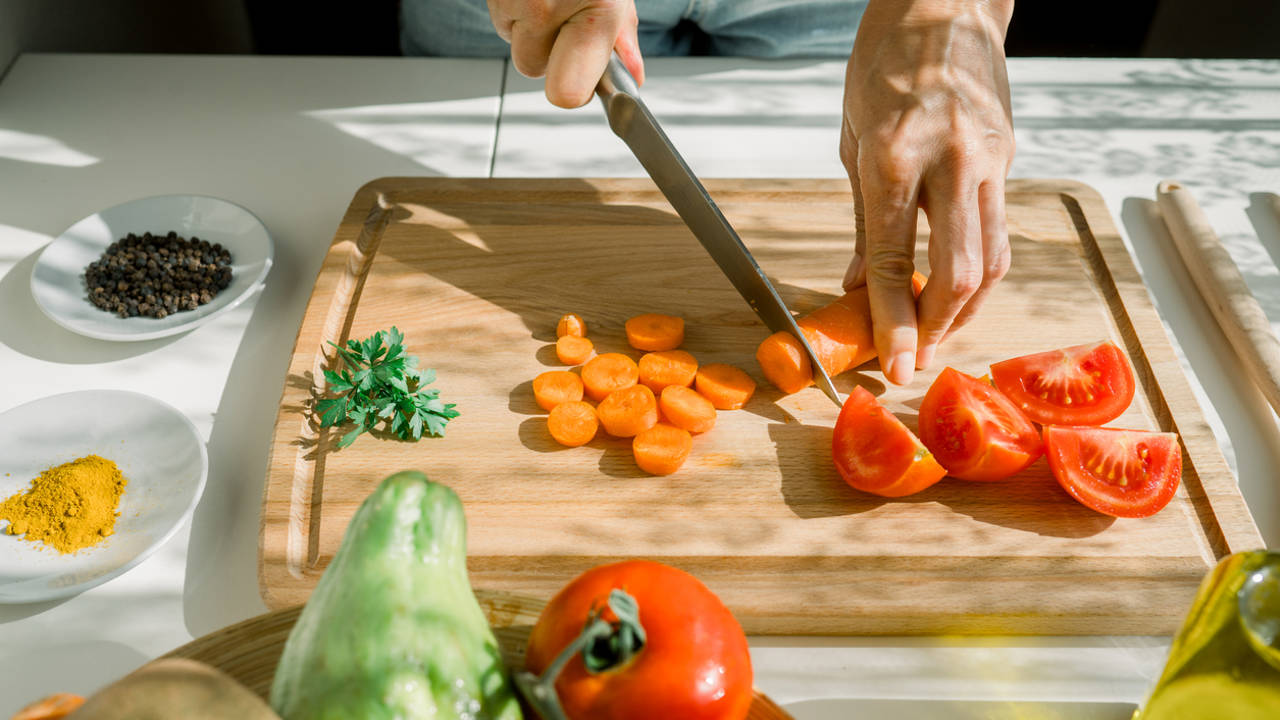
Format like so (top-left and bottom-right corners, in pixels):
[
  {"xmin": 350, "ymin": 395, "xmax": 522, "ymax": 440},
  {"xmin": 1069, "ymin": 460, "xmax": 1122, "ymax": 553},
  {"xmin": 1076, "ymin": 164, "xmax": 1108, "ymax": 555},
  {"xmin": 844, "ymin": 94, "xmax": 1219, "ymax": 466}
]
[{"xmin": 595, "ymin": 53, "xmax": 843, "ymax": 407}]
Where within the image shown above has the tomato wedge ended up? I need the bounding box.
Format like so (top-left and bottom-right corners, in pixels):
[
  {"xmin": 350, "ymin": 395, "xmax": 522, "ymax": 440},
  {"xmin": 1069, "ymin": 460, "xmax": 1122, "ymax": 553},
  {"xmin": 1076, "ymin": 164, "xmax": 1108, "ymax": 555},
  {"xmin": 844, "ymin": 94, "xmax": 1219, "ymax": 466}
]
[
  {"xmin": 832, "ymin": 386, "xmax": 946, "ymax": 497},
  {"xmin": 991, "ymin": 341, "xmax": 1135, "ymax": 426},
  {"xmin": 918, "ymin": 367, "xmax": 1043, "ymax": 481},
  {"xmin": 1042, "ymin": 426, "xmax": 1182, "ymax": 518}
]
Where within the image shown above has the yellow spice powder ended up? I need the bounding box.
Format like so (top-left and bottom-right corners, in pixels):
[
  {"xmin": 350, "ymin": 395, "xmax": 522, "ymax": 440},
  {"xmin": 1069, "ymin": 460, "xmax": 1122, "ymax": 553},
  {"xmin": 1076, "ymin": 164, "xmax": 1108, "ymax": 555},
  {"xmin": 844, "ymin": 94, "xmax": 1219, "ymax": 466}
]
[{"xmin": 0, "ymin": 455, "xmax": 127, "ymax": 554}]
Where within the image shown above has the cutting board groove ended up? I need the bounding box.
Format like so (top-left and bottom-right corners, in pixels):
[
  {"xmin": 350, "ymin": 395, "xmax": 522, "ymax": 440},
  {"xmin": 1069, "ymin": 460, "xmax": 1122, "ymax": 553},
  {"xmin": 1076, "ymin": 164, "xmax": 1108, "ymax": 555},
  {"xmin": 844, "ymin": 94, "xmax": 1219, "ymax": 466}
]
[{"xmin": 260, "ymin": 178, "xmax": 1261, "ymax": 634}]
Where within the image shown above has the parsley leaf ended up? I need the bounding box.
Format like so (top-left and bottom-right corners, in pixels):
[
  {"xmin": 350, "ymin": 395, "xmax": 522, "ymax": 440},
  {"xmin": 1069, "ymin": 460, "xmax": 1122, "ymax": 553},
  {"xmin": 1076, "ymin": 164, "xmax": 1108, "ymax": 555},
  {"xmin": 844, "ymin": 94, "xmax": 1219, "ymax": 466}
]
[{"xmin": 314, "ymin": 326, "xmax": 458, "ymax": 449}]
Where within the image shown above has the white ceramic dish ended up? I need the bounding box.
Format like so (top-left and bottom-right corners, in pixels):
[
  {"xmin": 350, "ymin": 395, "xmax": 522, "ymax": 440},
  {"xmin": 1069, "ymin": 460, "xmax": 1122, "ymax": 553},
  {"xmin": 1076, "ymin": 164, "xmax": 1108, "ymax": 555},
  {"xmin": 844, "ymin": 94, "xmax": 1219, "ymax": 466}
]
[
  {"xmin": 0, "ymin": 390, "xmax": 208, "ymax": 603},
  {"xmin": 31, "ymin": 194, "xmax": 272, "ymax": 341}
]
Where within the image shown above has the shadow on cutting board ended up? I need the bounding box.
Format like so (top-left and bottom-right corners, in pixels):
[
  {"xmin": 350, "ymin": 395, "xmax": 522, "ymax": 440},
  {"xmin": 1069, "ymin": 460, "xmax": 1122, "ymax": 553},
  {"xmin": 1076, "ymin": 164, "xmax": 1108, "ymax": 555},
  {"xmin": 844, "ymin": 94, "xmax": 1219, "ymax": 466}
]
[{"xmin": 784, "ymin": 698, "xmax": 1137, "ymax": 720}]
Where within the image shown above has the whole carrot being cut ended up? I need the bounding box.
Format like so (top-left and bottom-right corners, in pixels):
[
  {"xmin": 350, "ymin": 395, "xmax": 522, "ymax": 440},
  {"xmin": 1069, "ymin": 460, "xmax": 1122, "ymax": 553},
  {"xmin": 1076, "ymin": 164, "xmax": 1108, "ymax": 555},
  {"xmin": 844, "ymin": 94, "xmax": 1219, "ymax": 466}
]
[
  {"xmin": 548, "ymin": 401, "xmax": 599, "ymax": 447},
  {"xmin": 581, "ymin": 353, "xmax": 639, "ymax": 401},
  {"xmin": 533, "ymin": 371, "xmax": 584, "ymax": 411},
  {"xmin": 638, "ymin": 350, "xmax": 698, "ymax": 393},
  {"xmin": 632, "ymin": 423, "xmax": 693, "ymax": 475},
  {"xmin": 626, "ymin": 313, "xmax": 684, "ymax": 351},
  {"xmin": 694, "ymin": 363, "xmax": 756, "ymax": 410},
  {"xmin": 597, "ymin": 385, "xmax": 659, "ymax": 438},
  {"xmin": 756, "ymin": 272, "xmax": 926, "ymax": 394}
]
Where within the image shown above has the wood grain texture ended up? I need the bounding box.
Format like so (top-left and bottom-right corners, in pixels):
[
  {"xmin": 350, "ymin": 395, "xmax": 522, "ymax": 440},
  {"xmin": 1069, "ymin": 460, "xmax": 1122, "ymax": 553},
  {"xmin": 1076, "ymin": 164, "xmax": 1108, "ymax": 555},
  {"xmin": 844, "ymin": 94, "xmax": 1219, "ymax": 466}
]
[
  {"xmin": 165, "ymin": 589, "xmax": 792, "ymax": 719},
  {"xmin": 259, "ymin": 178, "xmax": 1263, "ymax": 634}
]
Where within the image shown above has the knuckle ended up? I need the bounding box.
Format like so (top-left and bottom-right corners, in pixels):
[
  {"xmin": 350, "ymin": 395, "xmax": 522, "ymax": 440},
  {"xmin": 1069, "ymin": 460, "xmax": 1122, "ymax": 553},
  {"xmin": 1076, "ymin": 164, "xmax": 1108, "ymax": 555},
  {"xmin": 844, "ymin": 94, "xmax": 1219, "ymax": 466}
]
[
  {"xmin": 866, "ymin": 249, "xmax": 916, "ymax": 287},
  {"xmin": 949, "ymin": 266, "xmax": 983, "ymax": 299},
  {"xmin": 984, "ymin": 249, "xmax": 1011, "ymax": 283}
]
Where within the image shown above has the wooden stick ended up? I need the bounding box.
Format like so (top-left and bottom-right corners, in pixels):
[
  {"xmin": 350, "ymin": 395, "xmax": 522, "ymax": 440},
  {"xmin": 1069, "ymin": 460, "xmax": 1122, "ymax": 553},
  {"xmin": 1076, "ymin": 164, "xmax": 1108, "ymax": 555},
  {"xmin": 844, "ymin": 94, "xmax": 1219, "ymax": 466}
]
[{"xmin": 1155, "ymin": 180, "xmax": 1280, "ymax": 417}]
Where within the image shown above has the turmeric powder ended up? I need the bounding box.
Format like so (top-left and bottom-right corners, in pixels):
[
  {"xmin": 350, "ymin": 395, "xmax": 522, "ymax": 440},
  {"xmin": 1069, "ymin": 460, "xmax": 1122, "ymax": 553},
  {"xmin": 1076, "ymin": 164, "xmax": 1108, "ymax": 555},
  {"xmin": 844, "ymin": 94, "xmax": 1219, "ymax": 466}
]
[{"xmin": 0, "ymin": 455, "xmax": 127, "ymax": 554}]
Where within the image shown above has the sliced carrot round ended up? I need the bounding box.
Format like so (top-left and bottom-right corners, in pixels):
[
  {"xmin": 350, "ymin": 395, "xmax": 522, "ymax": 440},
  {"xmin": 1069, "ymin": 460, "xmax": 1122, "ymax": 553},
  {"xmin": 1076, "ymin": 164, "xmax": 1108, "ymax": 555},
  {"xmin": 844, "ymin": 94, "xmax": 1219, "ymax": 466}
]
[
  {"xmin": 556, "ymin": 335, "xmax": 594, "ymax": 365},
  {"xmin": 659, "ymin": 385, "xmax": 717, "ymax": 434},
  {"xmin": 556, "ymin": 313, "xmax": 587, "ymax": 338},
  {"xmin": 755, "ymin": 331, "xmax": 812, "ymax": 395},
  {"xmin": 625, "ymin": 313, "xmax": 685, "ymax": 352},
  {"xmin": 632, "ymin": 423, "xmax": 693, "ymax": 475},
  {"xmin": 597, "ymin": 385, "xmax": 659, "ymax": 438},
  {"xmin": 548, "ymin": 401, "xmax": 598, "ymax": 447},
  {"xmin": 695, "ymin": 363, "xmax": 757, "ymax": 410},
  {"xmin": 10, "ymin": 694, "xmax": 84, "ymax": 720},
  {"xmin": 638, "ymin": 349, "xmax": 698, "ymax": 393},
  {"xmin": 581, "ymin": 353, "xmax": 640, "ymax": 401},
  {"xmin": 533, "ymin": 370, "xmax": 584, "ymax": 411}
]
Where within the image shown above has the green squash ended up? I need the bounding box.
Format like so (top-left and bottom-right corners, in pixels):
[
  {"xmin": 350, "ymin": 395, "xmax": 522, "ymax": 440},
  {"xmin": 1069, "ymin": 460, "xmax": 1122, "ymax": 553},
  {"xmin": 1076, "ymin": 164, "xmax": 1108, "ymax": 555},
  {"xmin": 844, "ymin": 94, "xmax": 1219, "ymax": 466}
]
[{"xmin": 270, "ymin": 471, "xmax": 522, "ymax": 720}]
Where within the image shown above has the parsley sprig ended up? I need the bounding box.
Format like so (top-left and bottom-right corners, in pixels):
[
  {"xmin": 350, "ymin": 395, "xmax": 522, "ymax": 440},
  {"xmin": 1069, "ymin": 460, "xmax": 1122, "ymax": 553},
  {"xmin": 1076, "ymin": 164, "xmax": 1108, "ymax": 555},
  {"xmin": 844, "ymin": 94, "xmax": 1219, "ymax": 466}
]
[{"xmin": 315, "ymin": 327, "xmax": 458, "ymax": 449}]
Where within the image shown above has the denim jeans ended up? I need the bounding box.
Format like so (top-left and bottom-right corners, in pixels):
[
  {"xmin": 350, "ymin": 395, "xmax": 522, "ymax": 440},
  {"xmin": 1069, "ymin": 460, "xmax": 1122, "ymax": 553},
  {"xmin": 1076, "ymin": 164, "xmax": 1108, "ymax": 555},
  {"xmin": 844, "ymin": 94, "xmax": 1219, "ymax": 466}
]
[{"xmin": 401, "ymin": 0, "xmax": 866, "ymax": 59}]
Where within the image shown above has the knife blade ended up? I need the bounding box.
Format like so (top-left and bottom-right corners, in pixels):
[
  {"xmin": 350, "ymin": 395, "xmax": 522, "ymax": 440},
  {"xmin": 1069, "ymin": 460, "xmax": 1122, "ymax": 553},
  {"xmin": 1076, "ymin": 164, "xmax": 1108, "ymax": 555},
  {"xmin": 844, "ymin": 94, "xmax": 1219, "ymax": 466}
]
[{"xmin": 595, "ymin": 54, "xmax": 842, "ymax": 407}]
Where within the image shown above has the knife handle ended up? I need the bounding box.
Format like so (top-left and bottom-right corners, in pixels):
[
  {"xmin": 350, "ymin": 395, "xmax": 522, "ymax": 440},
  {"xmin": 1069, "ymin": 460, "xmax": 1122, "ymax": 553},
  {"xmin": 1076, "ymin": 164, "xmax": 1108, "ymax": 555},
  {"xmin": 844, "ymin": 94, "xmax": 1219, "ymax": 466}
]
[{"xmin": 596, "ymin": 52, "xmax": 640, "ymax": 102}]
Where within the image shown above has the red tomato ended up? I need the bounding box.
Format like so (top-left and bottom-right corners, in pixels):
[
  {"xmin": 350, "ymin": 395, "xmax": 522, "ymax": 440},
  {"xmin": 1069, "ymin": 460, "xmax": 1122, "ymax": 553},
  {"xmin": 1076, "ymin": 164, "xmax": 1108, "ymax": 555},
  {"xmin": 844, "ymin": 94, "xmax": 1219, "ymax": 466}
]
[
  {"xmin": 918, "ymin": 367, "xmax": 1043, "ymax": 481},
  {"xmin": 1042, "ymin": 426, "xmax": 1182, "ymax": 518},
  {"xmin": 990, "ymin": 341, "xmax": 1135, "ymax": 426},
  {"xmin": 832, "ymin": 386, "xmax": 947, "ymax": 497},
  {"xmin": 525, "ymin": 560, "xmax": 752, "ymax": 720}
]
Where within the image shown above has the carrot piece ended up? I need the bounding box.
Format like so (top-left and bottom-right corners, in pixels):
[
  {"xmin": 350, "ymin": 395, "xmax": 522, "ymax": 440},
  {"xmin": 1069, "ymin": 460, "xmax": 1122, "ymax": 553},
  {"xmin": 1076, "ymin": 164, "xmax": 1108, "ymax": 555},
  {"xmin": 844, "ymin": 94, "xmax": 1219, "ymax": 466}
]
[
  {"xmin": 556, "ymin": 335, "xmax": 594, "ymax": 365},
  {"xmin": 695, "ymin": 363, "xmax": 757, "ymax": 410},
  {"xmin": 756, "ymin": 272, "xmax": 927, "ymax": 394},
  {"xmin": 581, "ymin": 353, "xmax": 639, "ymax": 401},
  {"xmin": 533, "ymin": 370, "xmax": 584, "ymax": 411},
  {"xmin": 625, "ymin": 313, "xmax": 684, "ymax": 351},
  {"xmin": 597, "ymin": 385, "xmax": 659, "ymax": 438},
  {"xmin": 638, "ymin": 350, "xmax": 698, "ymax": 393},
  {"xmin": 660, "ymin": 385, "xmax": 717, "ymax": 434},
  {"xmin": 556, "ymin": 313, "xmax": 587, "ymax": 337},
  {"xmin": 548, "ymin": 401, "xmax": 599, "ymax": 447},
  {"xmin": 632, "ymin": 423, "xmax": 693, "ymax": 475},
  {"xmin": 11, "ymin": 694, "xmax": 85, "ymax": 720}
]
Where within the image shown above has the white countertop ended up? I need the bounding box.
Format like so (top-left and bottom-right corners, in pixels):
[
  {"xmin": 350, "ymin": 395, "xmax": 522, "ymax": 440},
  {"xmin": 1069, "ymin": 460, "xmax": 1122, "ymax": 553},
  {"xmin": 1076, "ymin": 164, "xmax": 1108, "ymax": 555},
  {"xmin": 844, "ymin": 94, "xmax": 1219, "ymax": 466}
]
[{"xmin": 0, "ymin": 53, "xmax": 1278, "ymax": 718}]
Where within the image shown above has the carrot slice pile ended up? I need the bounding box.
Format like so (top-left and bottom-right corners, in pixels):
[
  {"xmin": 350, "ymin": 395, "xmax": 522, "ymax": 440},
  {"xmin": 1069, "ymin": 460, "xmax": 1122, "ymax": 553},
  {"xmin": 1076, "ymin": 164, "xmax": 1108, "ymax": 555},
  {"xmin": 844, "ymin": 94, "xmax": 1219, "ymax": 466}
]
[
  {"xmin": 625, "ymin": 313, "xmax": 684, "ymax": 352},
  {"xmin": 632, "ymin": 423, "xmax": 693, "ymax": 475},
  {"xmin": 597, "ymin": 385, "xmax": 659, "ymax": 438},
  {"xmin": 638, "ymin": 350, "xmax": 698, "ymax": 393},
  {"xmin": 548, "ymin": 401, "xmax": 599, "ymax": 447},
  {"xmin": 581, "ymin": 353, "xmax": 639, "ymax": 401},
  {"xmin": 659, "ymin": 385, "xmax": 717, "ymax": 434},
  {"xmin": 557, "ymin": 313, "xmax": 587, "ymax": 337},
  {"xmin": 533, "ymin": 370, "xmax": 584, "ymax": 411},
  {"xmin": 757, "ymin": 272, "xmax": 926, "ymax": 394},
  {"xmin": 556, "ymin": 335, "xmax": 594, "ymax": 365},
  {"xmin": 695, "ymin": 364, "xmax": 757, "ymax": 410}
]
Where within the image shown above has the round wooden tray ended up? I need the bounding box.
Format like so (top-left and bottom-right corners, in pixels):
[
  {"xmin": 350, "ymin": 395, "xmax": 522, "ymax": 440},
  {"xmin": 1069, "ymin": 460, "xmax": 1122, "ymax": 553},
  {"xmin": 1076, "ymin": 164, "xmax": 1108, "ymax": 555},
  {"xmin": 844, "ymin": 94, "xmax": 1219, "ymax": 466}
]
[{"xmin": 165, "ymin": 588, "xmax": 791, "ymax": 719}]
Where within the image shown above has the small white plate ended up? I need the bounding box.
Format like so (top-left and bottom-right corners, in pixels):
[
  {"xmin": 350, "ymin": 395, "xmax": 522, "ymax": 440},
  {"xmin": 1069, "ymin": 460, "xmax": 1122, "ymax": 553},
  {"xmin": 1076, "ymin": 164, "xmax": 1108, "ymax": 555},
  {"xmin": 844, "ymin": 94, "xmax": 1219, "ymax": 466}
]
[
  {"xmin": 0, "ymin": 390, "xmax": 208, "ymax": 603},
  {"xmin": 31, "ymin": 194, "xmax": 273, "ymax": 341}
]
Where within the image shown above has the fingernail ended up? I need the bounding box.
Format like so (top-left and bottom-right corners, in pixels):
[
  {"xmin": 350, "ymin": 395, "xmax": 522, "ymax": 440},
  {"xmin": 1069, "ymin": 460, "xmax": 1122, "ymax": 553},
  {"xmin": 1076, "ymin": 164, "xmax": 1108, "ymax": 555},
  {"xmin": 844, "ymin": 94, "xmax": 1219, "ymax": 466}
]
[
  {"xmin": 843, "ymin": 255, "xmax": 863, "ymax": 290},
  {"xmin": 885, "ymin": 350, "xmax": 915, "ymax": 386},
  {"xmin": 916, "ymin": 344, "xmax": 937, "ymax": 370}
]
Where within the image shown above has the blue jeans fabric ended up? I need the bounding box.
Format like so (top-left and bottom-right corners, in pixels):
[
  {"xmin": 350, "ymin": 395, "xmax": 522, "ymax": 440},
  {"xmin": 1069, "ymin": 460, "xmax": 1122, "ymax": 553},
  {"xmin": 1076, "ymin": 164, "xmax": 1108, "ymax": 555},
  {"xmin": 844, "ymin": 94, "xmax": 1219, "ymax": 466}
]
[{"xmin": 401, "ymin": 0, "xmax": 866, "ymax": 59}]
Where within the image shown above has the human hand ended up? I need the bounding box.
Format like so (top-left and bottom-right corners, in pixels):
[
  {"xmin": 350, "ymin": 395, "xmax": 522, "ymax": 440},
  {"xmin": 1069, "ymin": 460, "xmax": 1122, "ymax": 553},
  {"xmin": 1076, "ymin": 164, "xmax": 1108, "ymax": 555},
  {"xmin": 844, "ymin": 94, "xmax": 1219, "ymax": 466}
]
[
  {"xmin": 840, "ymin": 0, "xmax": 1015, "ymax": 385},
  {"xmin": 487, "ymin": 0, "xmax": 644, "ymax": 108}
]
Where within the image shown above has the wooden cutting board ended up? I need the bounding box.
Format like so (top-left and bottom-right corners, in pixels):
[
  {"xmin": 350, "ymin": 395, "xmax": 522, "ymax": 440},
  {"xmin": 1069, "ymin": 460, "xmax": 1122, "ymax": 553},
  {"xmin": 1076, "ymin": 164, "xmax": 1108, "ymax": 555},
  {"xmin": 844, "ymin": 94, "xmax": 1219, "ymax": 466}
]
[{"xmin": 259, "ymin": 177, "xmax": 1262, "ymax": 634}]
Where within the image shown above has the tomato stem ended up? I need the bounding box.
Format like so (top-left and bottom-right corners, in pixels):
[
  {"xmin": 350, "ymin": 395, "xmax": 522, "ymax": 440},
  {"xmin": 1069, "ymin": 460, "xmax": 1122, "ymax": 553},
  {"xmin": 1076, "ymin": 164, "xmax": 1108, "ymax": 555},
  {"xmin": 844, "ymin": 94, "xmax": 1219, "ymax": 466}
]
[{"xmin": 514, "ymin": 589, "xmax": 645, "ymax": 720}]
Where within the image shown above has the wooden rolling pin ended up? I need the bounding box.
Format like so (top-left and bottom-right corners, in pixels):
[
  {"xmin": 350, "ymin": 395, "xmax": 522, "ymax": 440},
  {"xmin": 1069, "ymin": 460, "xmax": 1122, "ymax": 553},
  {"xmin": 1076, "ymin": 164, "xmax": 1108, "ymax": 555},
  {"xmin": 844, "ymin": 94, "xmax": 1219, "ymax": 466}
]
[{"xmin": 1155, "ymin": 180, "xmax": 1280, "ymax": 416}]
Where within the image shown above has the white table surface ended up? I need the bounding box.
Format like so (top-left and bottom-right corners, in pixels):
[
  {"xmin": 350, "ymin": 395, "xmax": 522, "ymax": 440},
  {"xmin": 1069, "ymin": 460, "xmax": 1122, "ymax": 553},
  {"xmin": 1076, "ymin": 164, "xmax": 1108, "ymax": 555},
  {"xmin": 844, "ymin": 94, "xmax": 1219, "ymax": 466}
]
[{"xmin": 1, "ymin": 53, "xmax": 1277, "ymax": 718}]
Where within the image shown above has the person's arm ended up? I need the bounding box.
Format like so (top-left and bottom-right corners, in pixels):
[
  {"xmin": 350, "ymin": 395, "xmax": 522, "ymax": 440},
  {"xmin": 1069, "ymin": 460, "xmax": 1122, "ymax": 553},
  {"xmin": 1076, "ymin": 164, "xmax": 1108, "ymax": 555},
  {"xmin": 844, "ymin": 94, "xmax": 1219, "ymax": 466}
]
[
  {"xmin": 840, "ymin": 0, "xmax": 1015, "ymax": 385},
  {"xmin": 486, "ymin": 0, "xmax": 643, "ymax": 108}
]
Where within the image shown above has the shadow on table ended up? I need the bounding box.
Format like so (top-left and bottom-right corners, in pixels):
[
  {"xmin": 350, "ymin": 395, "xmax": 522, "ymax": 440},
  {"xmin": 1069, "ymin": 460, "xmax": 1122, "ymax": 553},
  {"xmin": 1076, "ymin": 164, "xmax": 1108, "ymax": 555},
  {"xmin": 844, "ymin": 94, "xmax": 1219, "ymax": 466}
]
[
  {"xmin": 0, "ymin": 246, "xmax": 184, "ymax": 362},
  {"xmin": 784, "ymin": 698, "xmax": 1138, "ymax": 720},
  {"xmin": 1121, "ymin": 197, "xmax": 1280, "ymax": 546}
]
